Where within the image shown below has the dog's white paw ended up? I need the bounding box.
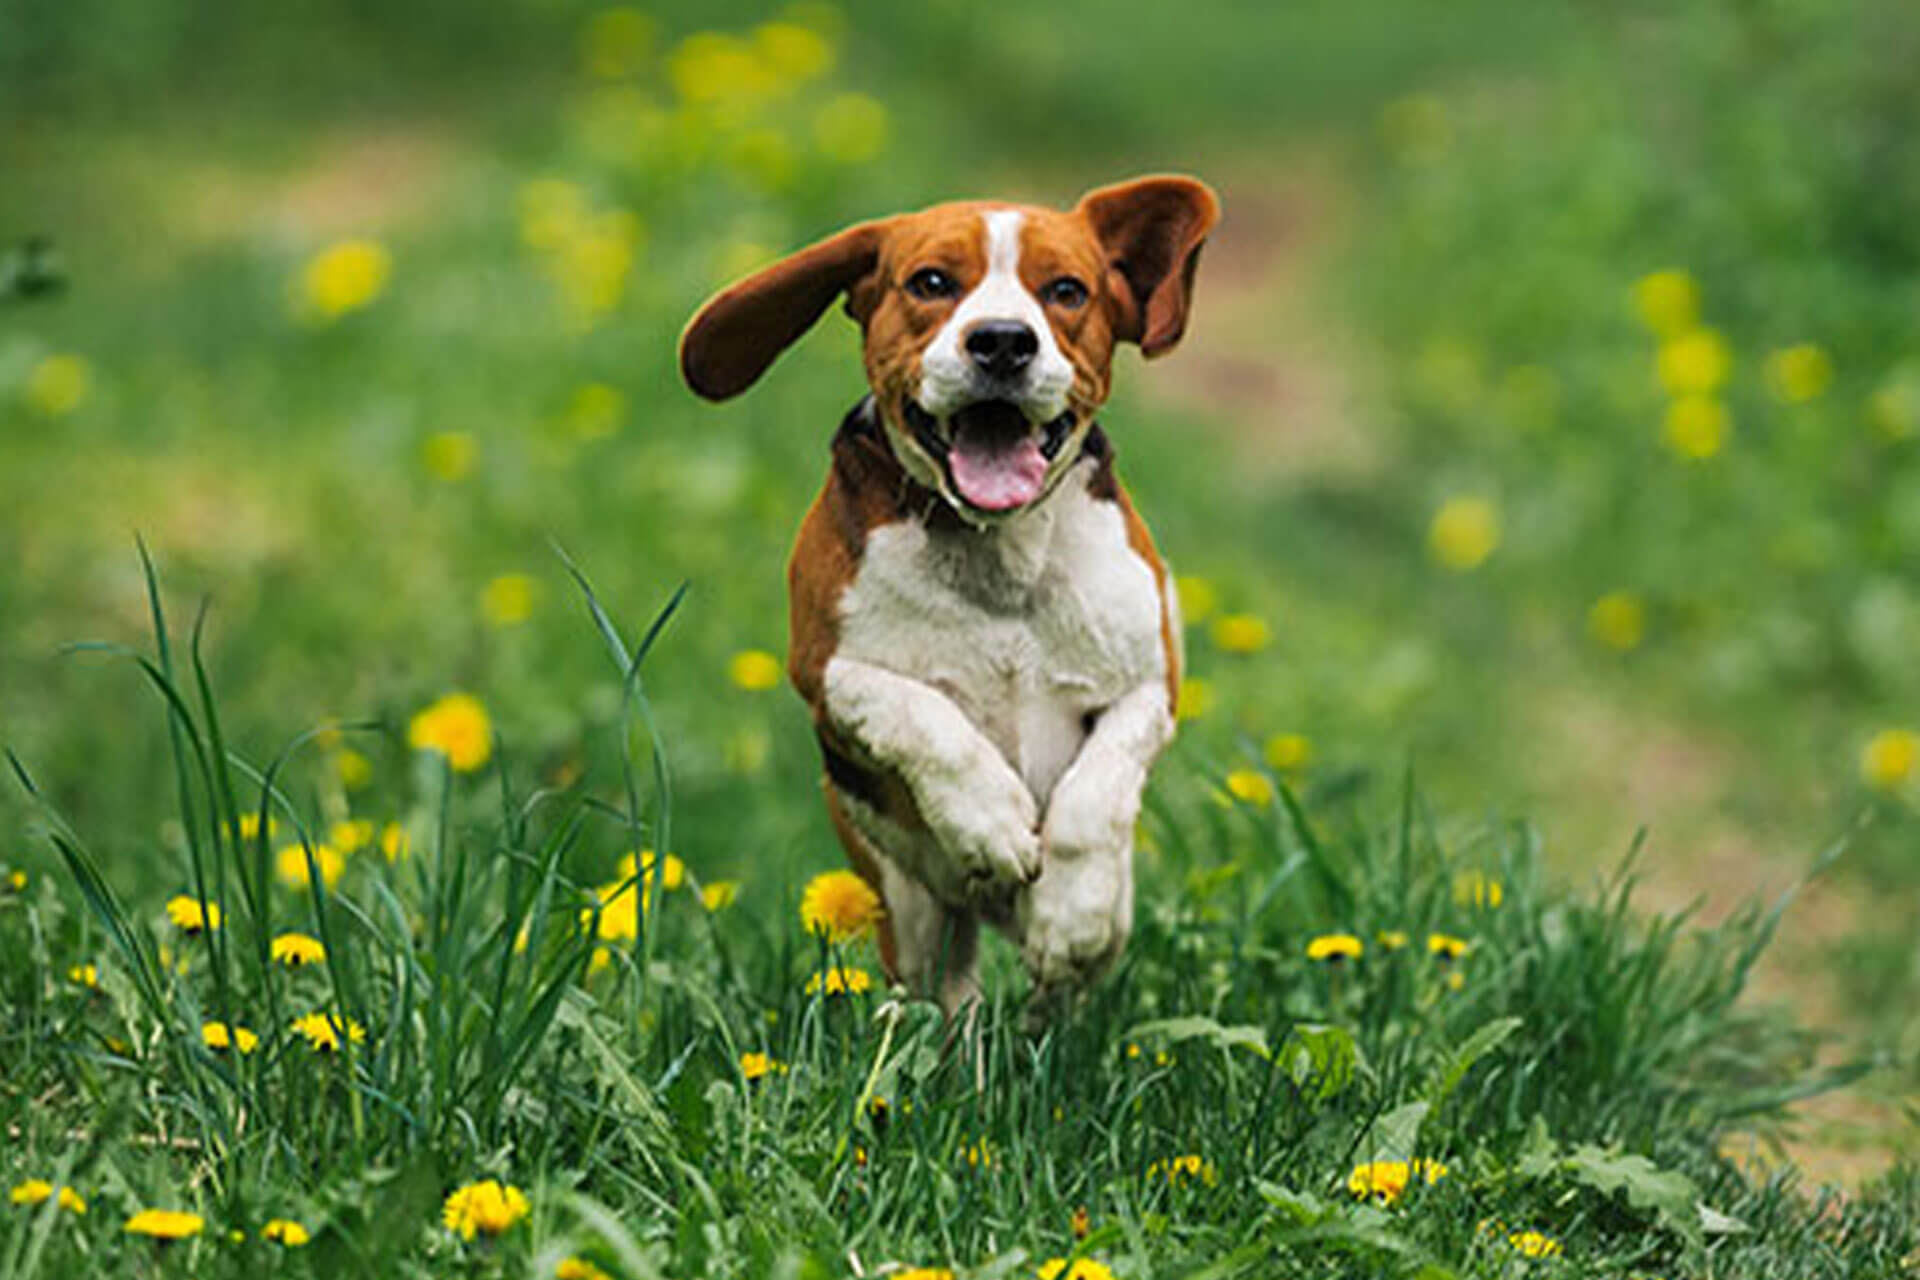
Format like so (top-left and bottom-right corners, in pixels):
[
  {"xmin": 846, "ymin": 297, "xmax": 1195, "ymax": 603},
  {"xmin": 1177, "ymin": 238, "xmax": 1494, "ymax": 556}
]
[
  {"xmin": 920, "ymin": 753, "xmax": 1041, "ymax": 904},
  {"xmin": 1019, "ymin": 851, "xmax": 1129, "ymax": 994}
]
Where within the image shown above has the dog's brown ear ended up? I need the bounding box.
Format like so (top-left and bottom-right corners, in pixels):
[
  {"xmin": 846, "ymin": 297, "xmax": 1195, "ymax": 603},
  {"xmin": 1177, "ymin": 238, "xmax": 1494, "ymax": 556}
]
[
  {"xmin": 680, "ymin": 219, "xmax": 893, "ymax": 401},
  {"xmin": 1076, "ymin": 176, "xmax": 1220, "ymax": 359}
]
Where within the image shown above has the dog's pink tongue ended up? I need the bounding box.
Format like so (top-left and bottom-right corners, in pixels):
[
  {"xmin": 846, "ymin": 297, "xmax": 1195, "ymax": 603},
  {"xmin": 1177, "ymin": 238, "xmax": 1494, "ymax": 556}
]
[{"xmin": 948, "ymin": 406, "xmax": 1047, "ymax": 511}]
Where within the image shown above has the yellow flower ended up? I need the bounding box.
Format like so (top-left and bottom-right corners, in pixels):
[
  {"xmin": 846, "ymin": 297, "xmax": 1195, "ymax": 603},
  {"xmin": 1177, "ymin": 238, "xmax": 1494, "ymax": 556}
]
[
  {"xmin": 1175, "ymin": 575, "xmax": 1218, "ymax": 626},
  {"xmin": 1589, "ymin": 591, "xmax": 1646, "ymax": 651},
  {"xmin": 263, "ymin": 1218, "xmax": 310, "ymax": 1247},
  {"xmin": 1453, "ymin": 871, "xmax": 1504, "ymax": 908},
  {"xmin": 1765, "ymin": 344, "xmax": 1833, "ymax": 404},
  {"xmin": 581, "ymin": 6, "xmax": 656, "ymax": 79},
  {"xmin": 1347, "ymin": 1158, "xmax": 1447, "ymax": 1204},
  {"xmin": 1869, "ymin": 371, "xmax": 1919, "ymax": 440},
  {"xmin": 960, "ymin": 1138, "xmax": 993, "ymax": 1169},
  {"xmin": 518, "ymin": 178, "xmax": 587, "ymax": 251},
  {"xmin": 1176, "ymin": 676, "xmax": 1215, "ymax": 721},
  {"xmin": 1861, "ymin": 729, "xmax": 1918, "ymax": 789},
  {"xmin": 813, "ymin": 92, "xmax": 889, "ymax": 164},
  {"xmin": 739, "ymin": 1051, "xmax": 787, "ymax": 1082},
  {"xmin": 621, "ymin": 849, "xmax": 684, "ymax": 890},
  {"xmin": 271, "ymin": 932, "xmax": 326, "ymax": 967},
  {"xmin": 1224, "ymin": 768, "xmax": 1274, "ymax": 808},
  {"xmin": 408, "ymin": 693, "xmax": 493, "ymax": 773},
  {"xmin": 165, "ymin": 895, "xmax": 222, "ymax": 933},
  {"xmin": 1428, "ymin": 497, "xmax": 1499, "ymax": 571},
  {"xmin": 275, "ymin": 842, "xmax": 345, "ymax": 890},
  {"xmin": 1306, "ymin": 933, "xmax": 1363, "ymax": 962},
  {"xmin": 805, "ymin": 966, "xmax": 873, "ymax": 996},
  {"xmin": 125, "ymin": 1208, "xmax": 204, "ymax": 1240},
  {"xmin": 701, "ymin": 880, "xmax": 740, "ymax": 911},
  {"xmin": 1264, "ymin": 732, "xmax": 1313, "ymax": 771},
  {"xmin": 799, "ymin": 869, "xmax": 883, "ymax": 941},
  {"xmin": 557, "ymin": 1258, "xmax": 613, "ymax": 1280},
  {"xmin": 381, "ymin": 821, "xmax": 409, "ymax": 861},
  {"xmin": 329, "ymin": 819, "xmax": 373, "ymax": 851},
  {"xmin": 756, "ymin": 21, "xmax": 834, "ymax": 80},
  {"xmin": 299, "ymin": 240, "xmax": 390, "ymax": 320},
  {"xmin": 421, "ymin": 430, "xmax": 478, "ymax": 482},
  {"xmin": 564, "ymin": 382, "xmax": 625, "ymax": 440},
  {"xmin": 1147, "ymin": 1153, "xmax": 1218, "ymax": 1187},
  {"xmin": 1211, "ymin": 613, "xmax": 1271, "ymax": 655},
  {"xmin": 481, "ymin": 574, "xmax": 538, "ymax": 628},
  {"xmin": 729, "ymin": 648, "xmax": 784, "ymax": 691},
  {"xmin": 6, "ymin": 869, "xmax": 26, "ymax": 892},
  {"xmin": 1632, "ymin": 270, "xmax": 1700, "ymax": 338},
  {"xmin": 668, "ymin": 31, "xmax": 778, "ymax": 105},
  {"xmin": 24, "ymin": 353, "xmax": 90, "ymax": 415},
  {"xmin": 290, "ymin": 1011, "xmax": 366, "ymax": 1053},
  {"xmin": 441, "ymin": 1179, "xmax": 529, "ymax": 1240},
  {"xmin": 1663, "ymin": 395, "xmax": 1730, "ymax": 460},
  {"xmin": 335, "ymin": 748, "xmax": 372, "ymax": 790},
  {"xmin": 237, "ymin": 813, "xmax": 276, "ymax": 840},
  {"xmin": 1377, "ymin": 930, "xmax": 1410, "ymax": 951},
  {"xmin": 68, "ymin": 963, "xmax": 99, "ymax": 989},
  {"xmin": 10, "ymin": 1180, "xmax": 86, "ymax": 1214},
  {"xmin": 1656, "ymin": 328, "xmax": 1731, "ymax": 396},
  {"xmin": 1508, "ymin": 1229, "xmax": 1562, "ymax": 1258},
  {"xmin": 201, "ymin": 1022, "xmax": 259, "ymax": 1054},
  {"xmin": 551, "ymin": 209, "xmax": 642, "ymax": 329},
  {"xmin": 1427, "ymin": 933, "xmax": 1470, "ymax": 960},
  {"xmin": 1037, "ymin": 1259, "xmax": 1117, "ymax": 1280},
  {"xmin": 894, "ymin": 1270, "xmax": 956, "ymax": 1280}
]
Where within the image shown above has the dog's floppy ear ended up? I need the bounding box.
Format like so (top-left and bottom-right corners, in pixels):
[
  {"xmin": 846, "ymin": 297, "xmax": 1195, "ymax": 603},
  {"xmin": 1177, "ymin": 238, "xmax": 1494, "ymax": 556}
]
[
  {"xmin": 680, "ymin": 219, "xmax": 893, "ymax": 401},
  {"xmin": 1076, "ymin": 175, "xmax": 1220, "ymax": 359}
]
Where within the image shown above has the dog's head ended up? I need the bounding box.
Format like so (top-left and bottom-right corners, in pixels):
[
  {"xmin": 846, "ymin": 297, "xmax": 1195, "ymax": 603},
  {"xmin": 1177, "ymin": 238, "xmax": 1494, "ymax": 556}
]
[{"xmin": 680, "ymin": 176, "xmax": 1219, "ymax": 521}]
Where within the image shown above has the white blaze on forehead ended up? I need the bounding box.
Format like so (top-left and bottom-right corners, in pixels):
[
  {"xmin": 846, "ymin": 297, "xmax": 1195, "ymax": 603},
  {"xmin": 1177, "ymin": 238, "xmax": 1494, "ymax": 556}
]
[{"xmin": 916, "ymin": 209, "xmax": 1075, "ymax": 420}]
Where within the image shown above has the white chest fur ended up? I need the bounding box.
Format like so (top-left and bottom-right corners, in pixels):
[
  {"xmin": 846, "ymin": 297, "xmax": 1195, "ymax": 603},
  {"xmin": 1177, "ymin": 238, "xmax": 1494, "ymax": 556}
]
[{"xmin": 832, "ymin": 461, "xmax": 1166, "ymax": 803}]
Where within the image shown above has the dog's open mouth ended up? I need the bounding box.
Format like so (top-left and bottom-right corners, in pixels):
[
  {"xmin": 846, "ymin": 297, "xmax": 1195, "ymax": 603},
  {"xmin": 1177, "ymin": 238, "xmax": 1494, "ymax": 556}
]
[{"xmin": 903, "ymin": 399, "xmax": 1075, "ymax": 512}]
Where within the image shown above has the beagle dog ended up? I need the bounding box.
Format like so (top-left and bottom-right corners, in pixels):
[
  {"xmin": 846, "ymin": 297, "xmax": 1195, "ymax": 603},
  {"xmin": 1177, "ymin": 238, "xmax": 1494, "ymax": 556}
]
[{"xmin": 681, "ymin": 176, "xmax": 1218, "ymax": 1015}]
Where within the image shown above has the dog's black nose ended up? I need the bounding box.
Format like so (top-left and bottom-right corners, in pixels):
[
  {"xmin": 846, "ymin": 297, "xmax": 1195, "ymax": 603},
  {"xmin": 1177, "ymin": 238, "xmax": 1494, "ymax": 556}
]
[{"xmin": 964, "ymin": 321, "xmax": 1039, "ymax": 379}]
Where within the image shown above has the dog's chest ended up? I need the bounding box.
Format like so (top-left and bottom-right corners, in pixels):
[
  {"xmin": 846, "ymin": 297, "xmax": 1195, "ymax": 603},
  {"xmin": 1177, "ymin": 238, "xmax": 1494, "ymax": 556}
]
[{"xmin": 834, "ymin": 470, "xmax": 1165, "ymax": 798}]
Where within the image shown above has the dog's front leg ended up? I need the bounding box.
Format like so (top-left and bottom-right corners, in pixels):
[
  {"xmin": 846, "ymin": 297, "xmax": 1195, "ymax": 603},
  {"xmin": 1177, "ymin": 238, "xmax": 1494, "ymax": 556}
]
[
  {"xmin": 1020, "ymin": 680, "xmax": 1174, "ymax": 1002},
  {"xmin": 823, "ymin": 657, "xmax": 1042, "ymax": 904}
]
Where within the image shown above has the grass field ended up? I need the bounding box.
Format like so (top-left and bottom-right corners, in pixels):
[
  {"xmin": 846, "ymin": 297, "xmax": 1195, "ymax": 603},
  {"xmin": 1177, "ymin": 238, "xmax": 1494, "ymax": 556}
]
[{"xmin": 4, "ymin": 0, "xmax": 1919, "ymax": 1274}]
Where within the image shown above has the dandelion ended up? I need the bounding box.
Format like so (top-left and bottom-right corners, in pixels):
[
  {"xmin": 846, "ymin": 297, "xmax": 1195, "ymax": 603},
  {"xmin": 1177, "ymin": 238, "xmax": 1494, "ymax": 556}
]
[
  {"xmin": 1037, "ymin": 1260, "xmax": 1117, "ymax": 1280},
  {"xmin": 1072, "ymin": 1205, "xmax": 1091, "ymax": 1239},
  {"xmin": 1176, "ymin": 676, "xmax": 1215, "ymax": 721},
  {"xmin": 6, "ymin": 869, "xmax": 27, "ymax": 892},
  {"xmin": 581, "ymin": 6, "xmax": 656, "ymax": 79},
  {"xmin": 739, "ymin": 1051, "xmax": 787, "ymax": 1082},
  {"xmin": 622, "ymin": 849, "xmax": 684, "ymax": 890},
  {"xmin": 1147, "ymin": 1153, "xmax": 1218, "ymax": 1187},
  {"xmin": 729, "ymin": 648, "xmax": 784, "ymax": 691},
  {"xmin": 799, "ymin": 868, "xmax": 883, "ymax": 941},
  {"xmin": 701, "ymin": 880, "xmax": 740, "ymax": 911},
  {"xmin": 1663, "ymin": 395, "xmax": 1730, "ymax": 460},
  {"xmin": 1377, "ymin": 930, "xmax": 1410, "ymax": 951},
  {"xmin": 165, "ymin": 895, "xmax": 221, "ymax": 933},
  {"xmin": 813, "ymin": 92, "xmax": 889, "ymax": 164},
  {"xmin": 960, "ymin": 1138, "xmax": 993, "ymax": 1169},
  {"xmin": 564, "ymin": 382, "xmax": 625, "ymax": 440},
  {"xmin": 1175, "ymin": 575, "xmax": 1218, "ymax": 626},
  {"xmin": 1224, "ymin": 769, "xmax": 1274, "ymax": 808},
  {"xmin": 1508, "ymin": 1229, "xmax": 1563, "ymax": 1258},
  {"xmin": 441, "ymin": 1179, "xmax": 529, "ymax": 1241},
  {"xmin": 271, "ymin": 932, "xmax": 326, "ymax": 967},
  {"xmin": 330, "ymin": 819, "xmax": 373, "ymax": 851},
  {"xmin": 1656, "ymin": 328, "xmax": 1731, "ymax": 396},
  {"xmin": 1211, "ymin": 613, "xmax": 1271, "ymax": 654},
  {"xmin": 1589, "ymin": 591, "xmax": 1646, "ymax": 652},
  {"xmin": 1306, "ymin": 933, "xmax": 1363, "ymax": 963},
  {"xmin": 263, "ymin": 1218, "xmax": 310, "ymax": 1247},
  {"xmin": 1869, "ymin": 370, "xmax": 1920, "ymax": 440},
  {"xmin": 552, "ymin": 209, "xmax": 641, "ymax": 328},
  {"xmin": 335, "ymin": 748, "xmax": 372, "ymax": 790},
  {"xmin": 481, "ymin": 574, "xmax": 538, "ymax": 627},
  {"xmin": 1765, "ymin": 344, "xmax": 1833, "ymax": 404},
  {"xmin": 125, "ymin": 1208, "xmax": 204, "ymax": 1241},
  {"xmin": 298, "ymin": 239, "xmax": 390, "ymax": 320},
  {"xmin": 290, "ymin": 1011, "xmax": 366, "ymax": 1053},
  {"xmin": 201, "ymin": 1022, "xmax": 259, "ymax": 1054},
  {"xmin": 895, "ymin": 1270, "xmax": 956, "ymax": 1280},
  {"xmin": 1861, "ymin": 729, "xmax": 1918, "ymax": 789},
  {"xmin": 1428, "ymin": 497, "xmax": 1499, "ymax": 571},
  {"xmin": 1453, "ymin": 871, "xmax": 1504, "ymax": 908},
  {"xmin": 408, "ymin": 693, "xmax": 493, "ymax": 773},
  {"xmin": 24, "ymin": 353, "xmax": 90, "ymax": 416},
  {"xmin": 1347, "ymin": 1158, "xmax": 1447, "ymax": 1204},
  {"xmin": 1264, "ymin": 732, "xmax": 1313, "ymax": 771},
  {"xmin": 10, "ymin": 1180, "xmax": 86, "ymax": 1214},
  {"xmin": 275, "ymin": 841, "xmax": 345, "ymax": 890},
  {"xmin": 805, "ymin": 966, "xmax": 873, "ymax": 996},
  {"xmin": 380, "ymin": 822, "xmax": 409, "ymax": 861},
  {"xmin": 668, "ymin": 31, "xmax": 779, "ymax": 106},
  {"xmin": 421, "ymin": 431, "xmax": 478, "ymax": 482},
  {"xmin": 68, "ymin": 963, "xmax": 98, "ymax": 988},
  {"xmin": 1428, "ymin": 933, "xmax": 1470, "ymax": 960},
  {"xmin": 557, "ymin": 1258, "xmax": 613, "ymax": 1280},
  {"xmin": 1632, "ymin": 270, "xmax": 1700, "ymax": 338},
  {"xmin": 237, "ymin": 812, "xmax": 276, "ymax": 841}
]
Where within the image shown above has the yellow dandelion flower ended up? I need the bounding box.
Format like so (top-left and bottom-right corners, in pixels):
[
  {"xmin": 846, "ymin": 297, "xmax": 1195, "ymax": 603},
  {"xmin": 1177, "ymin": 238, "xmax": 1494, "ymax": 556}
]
[
  {"xmin": 1306, "ymin": 933, "xmax": 1363, "ymax": 962},
  {"xmin": 237, "ymin": 813, "xmax": 276, "ymax": 840},
  {"xmin": 329, "ymin": 819, "xmax": 372, "ymax": 852},
  {"xmin": 755, "ymin": 21, "xmax": 833, "ymax": 80},
  {"xmin": 299, "ymin": 239, "xmax": 390, "ymax": 320},
  {"xmin": 1428, "ymin": 932, "xmax": 1470, "ymax": 960},
  {"xmin": 335, "ymin": 748, "xmax": 372, "ymax": 790},
  {"xmin": 1765, "ymin": 344, "xmax": 1833, "ymax": 404},
  {"xmin": 271, "ymin": 932, "xmax": 326, "ymax": 966},
  {"xmin": 6, "ymin": 869, "xmax": 26, "ymax": 892},
  {"xmin": 557, "ymin": 1258, "xmax": 613, "ymax": 1280},
  {"xmin": 1429, "ymin": 497, "xmax": 1500, "ymax": 571},
  {"xmin": 1037, "ymin": 1259, "xmax": 1117, "ymax": 1280},
  {"xmin": 581, "ymin": 7, "xmax": 656, "ymax": 79},
  {"xmin": 518, "ymin": 178, "xmax": 587, "ymax": 251},
  {"xmin": 1453, "ymin": 871, "xmax": 1504, "ymax": 908},
  {"xmin": 441, "ymin": 1179, "xmax": 529, "ymax": 1241},
  {"xmin": 201, "ymin": 1022, "xmax": 259, "ymax": 1054},
  {"xmin": 1126, "ymin": 1042, "xmax": 1142, "ymax": 1060},
  {"xmin": 1264, "ymin": 732, "xmax": 1313, "ymax": 771},
  {"xmin": 960, "ymin": 1138, "xmax": 993, "ymax": 1169},
  {"xmin": 1508, "ymin": 1229, "xmax": 1562, "ymax": 1258},
  {"xmin": 1147, "ymin": 1153, "xmax": 1218, "ymax": 1187},
  {"xmin": 125, "ymin": 1208, "xmax": 204, "ymax": 1240},
  {"xmin": 895, "ymin": 1270, "xmax": 956, "ymax": 1280},
  {"xmin": 290, "ymin": 1011, "xmax": 366, "ymax": 1053},
  {"xmin": 263, "ymin": 1218, "xmax": 310, "ymax": 1247},
  {"xmin": 1663, "ymin": 394, "xmax": 1730, "ymax": 460},
  {"xmin": 380, "ymin": 821, "xmax": 409, "ymax": 861},
  {"xmin": 1589, "ymin": 591, "xmax": 1645, "ymax": 651},
  {"xmin": 1072, "ymin": 1204, "xmax": 1091, "ymax": 1238},
  {"xmin": 1175, "ymin": 575, "xmax": 1218, "ymax": 626},
  {"xmin": 552, "ymin": 209, "xmax": 641, "ymax": 328},
  {"xmin": 408, "ymin": 693, "xmax": 493, "ymax": 773},
  {"xmin": 619, "ymin": 849, "xmax": 685, "ymax": 890},
  {"xmin": 1632, "ymin": 270, "xmax": 1700, "ymax": 338},
  {"xmin": 1377, "ymin": 930, "xmax": 1410, "ymax": 951},
  {"xmin": 1211, "ymin": 613, "xmax": 1271, "ymax": 655},
  {"xmin": 481, "ymin": 574, "xmax": 538, "ymax": 628},
  {"xmin": 728, "ymin": 648, "xmax": 784, "ymax": 691},
  {"xmin": 805, "ymin": 966, "xmax": 873, "ymax": 996},
  {"xmin": 1224, "ymin": 768, "xmax": 1275, "ymax": 808},
  {"xmin": 421, "ymin": 431, "xmax": 478, "ymax": 482},
  {"xmin": 1861, "ymin": 729, "xmax": 1918, "ymax": 789},
  {"xmin": 1869, "ymin": 371, "xmax": 1919, "ymax": 440},
  {"xmin": 812, "ymin": 92, "xmax": 889, "ymax": 164},
  {"xmin": 274, "ymin": 842, "xmax": 345, "ymax": 890},
  {"xmin": 24, "ymin": 353, "xmax": 90, "ymax": 416},
  {"xmin": 165, "ymin": 895, "xmax": 221, "ymax": 933},
  {"xmin": 68, "ymin": 963, "xmax": 98, "ymax": 988},
  {"xmin": 583, "ymin": 879, "xmax": 644, "ymax": 945},
  {"xmin": 739, "ymin": 1051, "xmax": 787, "ymax": 1082},
  {"xmin": 1347, "ymin": 1158, "xmax": 1447, "ymax": 1204},
  {"xmin": 11, "ymin": 1180, "xmax": 86, "ymax": 1214},
  {"xmin": 701, "ymin": 880, "xmax": 740, "ymax": 911},
  {"xmin": 1656, "ymin": 328, "xmax": 1731, "ymax": 396},
  {"xmin": 1176, "ymin": 676, "xmax": 1215, "ymax": 721},
  {"xmin": 799, "ymin": 869, "xmax": 883, "ymax": 941},
  {"xmin": 564, "ymin": 382, "xmax": 625, "ymax": 441}
]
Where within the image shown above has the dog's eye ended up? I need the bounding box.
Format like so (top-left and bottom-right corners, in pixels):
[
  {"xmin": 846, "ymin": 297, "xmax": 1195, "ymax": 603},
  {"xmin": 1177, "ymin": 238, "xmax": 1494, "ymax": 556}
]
[
  {"xmin": 905, "ymin": 268, "xmax": 958, "ymax": 301},
  {"xmin": 1042, "ymin": 276, "xmax": 1089, "ymax": 309}
]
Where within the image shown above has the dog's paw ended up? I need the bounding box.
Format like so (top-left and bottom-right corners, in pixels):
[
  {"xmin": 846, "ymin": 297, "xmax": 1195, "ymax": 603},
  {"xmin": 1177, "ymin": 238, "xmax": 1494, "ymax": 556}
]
[
  {"xmin": 921, "ymin": 757, "xmax": 1041, "ymax": 903},
  {"xmin": 1018, "ymin": 855, "xmax": 1129, "ymax": 995}
]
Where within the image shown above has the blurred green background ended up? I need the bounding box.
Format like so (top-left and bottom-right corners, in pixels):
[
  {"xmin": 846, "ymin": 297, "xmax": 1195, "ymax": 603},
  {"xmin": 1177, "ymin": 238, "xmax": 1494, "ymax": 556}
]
[{"xmin": 4, "ymin": 0, "xmax": 1917, "ymax": 1176}]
